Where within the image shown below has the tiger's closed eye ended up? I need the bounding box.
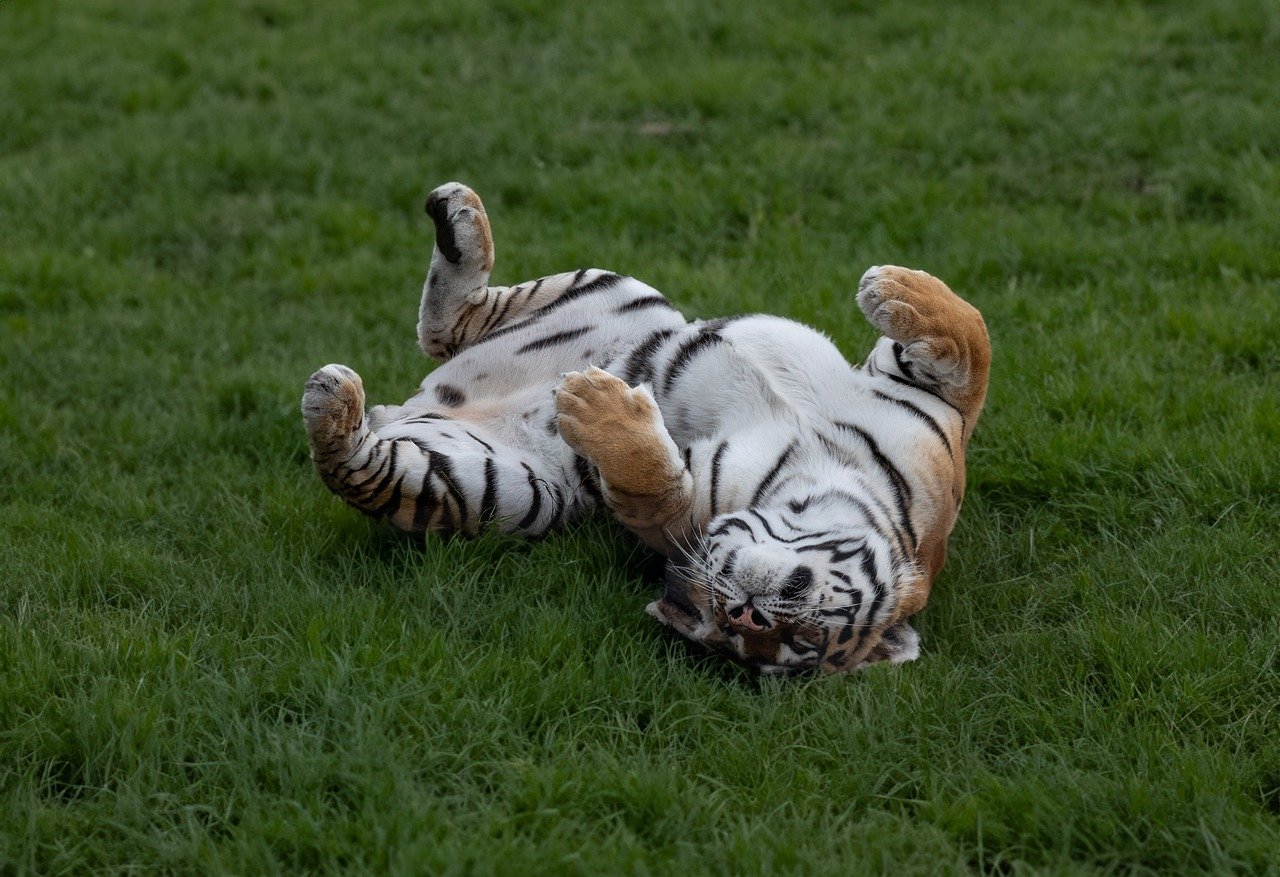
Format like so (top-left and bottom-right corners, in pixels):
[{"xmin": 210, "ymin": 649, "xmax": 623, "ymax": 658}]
[
  {"xmin": 717, "ymin": 549, "xmax": 737, "ymax": 579},
  {"xmin": 779, "ymin": 566, "xmax": 813, "ymax": 601}
]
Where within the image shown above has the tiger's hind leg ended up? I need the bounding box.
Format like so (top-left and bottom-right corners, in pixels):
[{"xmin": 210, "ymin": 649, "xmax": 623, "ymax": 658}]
[
  {"xmin": 857, "ymin": 265, "xmax": 991, "ymax": 441},
  {"xmin": 417, "ymin": 182, "xmax": 501, "ymax": 361},
  {"xmin": 417, "ymin": 183, "xmax": 632, "ymax": 361},
  {"xmin": 302, "ymin": 364, "xmax": 577, "ymax": 536}
]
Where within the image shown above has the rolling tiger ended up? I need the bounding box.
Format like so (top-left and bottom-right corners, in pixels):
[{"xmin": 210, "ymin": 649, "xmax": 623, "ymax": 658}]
[{"xmin": 301, "ymin": 182, "xmax": 991, "ymax": 674}]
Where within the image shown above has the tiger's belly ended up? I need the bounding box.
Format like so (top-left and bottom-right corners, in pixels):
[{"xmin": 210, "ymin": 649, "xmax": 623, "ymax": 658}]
[{"xmin": 632, "ymin": 314, "xmax": 858, "ymax": 447}]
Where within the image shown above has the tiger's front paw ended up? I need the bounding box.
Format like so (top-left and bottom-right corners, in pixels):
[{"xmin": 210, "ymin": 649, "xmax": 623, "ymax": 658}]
[
  {"xmin": 554, "ymin": 367, "xmax": 652, "ymax": 458},
  {"xmin": 425, "ymin": 182, "xmax": 494, "ymax": 272},
  {"xmin": 554, "ymin": 368, "xmax": 678, "ymax": 494}
]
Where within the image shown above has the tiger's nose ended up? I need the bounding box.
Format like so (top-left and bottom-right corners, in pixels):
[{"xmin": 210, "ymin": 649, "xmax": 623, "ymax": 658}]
[{"xmin": 727, "ymin": 602, "xmax": 768, "ymax": 631}]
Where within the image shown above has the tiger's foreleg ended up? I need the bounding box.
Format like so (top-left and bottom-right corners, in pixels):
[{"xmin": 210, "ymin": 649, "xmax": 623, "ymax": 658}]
[{"xmin": 554, "ymin": 367, "xmax": 697, "ymax": 554}]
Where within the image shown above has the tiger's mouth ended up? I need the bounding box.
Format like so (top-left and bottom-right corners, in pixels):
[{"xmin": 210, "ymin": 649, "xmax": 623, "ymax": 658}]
[
  {"xmin": 646, "ymin": 560, "xmax": 732, "ymax": 650},
  {"xmin": 659, "ymin": 575, "xmax": 700, "ymax": 622}
]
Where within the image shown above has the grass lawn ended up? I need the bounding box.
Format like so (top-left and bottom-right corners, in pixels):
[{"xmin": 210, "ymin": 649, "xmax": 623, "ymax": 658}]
[{"xmin": 3, "ymin": 0, "xmax": 1279, "ymax": 872}]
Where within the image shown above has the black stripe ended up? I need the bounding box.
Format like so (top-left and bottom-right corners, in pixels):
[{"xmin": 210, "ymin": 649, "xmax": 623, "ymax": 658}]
[
  {"xmin": 744, "ymin": 509, "xmax": 827, "ymax": 545},
  {"xmin": 622, "ymin": 329, "xmax": 677, "ymax": 384},
  {"xmin": 780, "ymin": 567, "xmax": 813, "ymax": 602},
  {"xmin": 430, "ymin": 451, "xmax": 468, "ymax": 526},
  {"xmin": 616, "ymin": 295, "xmax": 678, "ymax": 314},
  {"xmin": 330, "ymin": 434, "xmax": 373, "ymax": 473},
  {"xmin": 478, "ymin": 286, "xmax": 519, "ymax": 336},
  {"xmin": 835, "ymin": 611, "xmax": 859, "ymax": 644},
  {"xmin": 892, "ymin": 341, "xmax": 916, "ymax": 380},
  {"xmin": 411, "ymin": 452, "xmax": 437, "ymax": 532},
  {"xmin": 698, "ymin": 316, "xmax": 742, "ymax": 333},
  {"xmin": 435, "ymin": 384, "xmax": 465, "ymax": 407},
  {"xmin": 564, "ymin": 269, "xmax": 620, "ymax": 295},
  {"xmin": 466, "ymin": 430, "xmax": 495, "ymax": 453},
  {"xmin": 487, "ymin": 271, "xmax": 620, "ymax": 343},
  {"xmin": 574, "ymin": 455, "xmax": 604, "ymax": 505},
  {"xmin": 549, "ymin": 483, "xmax": 567, "ymax": 526},
  {"xmin": 721, "ymin": 547, "xmax": 740, "ymax": 577},
  {"xmin": 353, "ymin": 441, "xmax": 399, "ymax": 502},
  {"xmin": 749, "ymin": 441, "xmax": 797, "ymax": 506},
  {"xmin": 872, "ymin": 390, "xmax": 953, "ymax": 457},
  {"xmin": 708, "ymin": 440, "xmax": 729, "ymax": 516},
  {"xmin": 526, "ymin": 270, "xmax": 621, "ymax": 320},
  {"xmin": 479, "ymin": 457, "xmax": 498, "ymax": 524},
  {"xmin": 478, "ymin": 292, "xmax": 551, "ymax": 343},
  {"xmin": 835, "ymin": 422, "xmax": 916, "ymax": 547},
  {"xmin": 789, "ymin": 530, "xmax": 837, "ymax": 548},
  {"xmin": 515, "ymin": 325, "xmax": 593, "ymax": 355},
  {"xmin": 805, "ymin": 487, "xmax": 887, "ymax": 543},
  {"xmin": 448, "ymin": 304, "xmax": 472, "ymax": 341},
  {"xmin": 343, "ymin": 445, "xmax": 391, "ymax": 491},
  {"xmin": 369, "ymin": 471, "xmax": 406, "ymax": 518},
  {"xmin": 885, "ymin": 372, "xmax": 960, "ymax": 413},
  {"xmin": 515, "ymin": 464, "xmax": 544, "ymax": 530},
  {"xmin": 794, "ymin": 538, "xmax": 866, "ymax": 563},
  {"xmin": 708, "ymin": 517, "xmax": 753, "ymax": 539},
  {"xmin": 813, "ymin": 434, "xmax": 903, "ymax": 550},
  {"xmin": 661, "ymin": 330, "xmax": 723, "ymax": 394},
  {"xmin": 436, "ymin": 489, "xmax": 458, "ymax": 533},
  {"xmin": 332, "ymin": 440, "xmax": 381, "ymax": 489},
  {"xmin": 860, "ymin": 549, "xmax": 888, "ymax": 625},
  {"xmin": 747, "ymin": 509, "xmax": 785, "ymax": 542}
]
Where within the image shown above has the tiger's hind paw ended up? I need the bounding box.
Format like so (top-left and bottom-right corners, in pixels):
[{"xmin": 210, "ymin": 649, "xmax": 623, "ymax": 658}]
[
  {"xmin": 857, "ymin": 265, "xmax": 949, "ymax": 344},
  {"xmin": 302, "ymin": 364, "xmax": 366, "ymax": 446},
  {"xmin": 425, "ymin": 182, "xmax": 494, "ymax": 273}
]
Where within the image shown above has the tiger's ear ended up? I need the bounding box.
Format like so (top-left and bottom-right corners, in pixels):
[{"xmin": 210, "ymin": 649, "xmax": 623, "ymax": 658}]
[{"xmin": 859, "ymin": 621, "xmax": 921, "ymax": 667}]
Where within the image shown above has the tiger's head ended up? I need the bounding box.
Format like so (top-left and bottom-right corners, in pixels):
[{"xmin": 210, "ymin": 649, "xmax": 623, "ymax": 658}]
[{"xmin": 647, "ymin": 504, "xmax": 922, "ymax": 675}]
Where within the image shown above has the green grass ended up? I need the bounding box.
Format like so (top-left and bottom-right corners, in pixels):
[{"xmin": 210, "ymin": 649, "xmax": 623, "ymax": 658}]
[{"xmin": 2, "ymin": 0, "xmax": 1279, "ymax": 872}]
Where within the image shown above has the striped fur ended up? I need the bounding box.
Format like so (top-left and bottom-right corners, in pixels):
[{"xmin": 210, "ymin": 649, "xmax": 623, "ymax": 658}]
[{"xmin": 302, "ymin": 183, "xmax": 990, "ymax": 675}]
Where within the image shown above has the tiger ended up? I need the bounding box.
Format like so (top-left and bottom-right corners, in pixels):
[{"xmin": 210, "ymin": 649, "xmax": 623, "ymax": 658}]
[{"xmin": 301, "ymin": 182, "xmax": 991, "ymax": 675}]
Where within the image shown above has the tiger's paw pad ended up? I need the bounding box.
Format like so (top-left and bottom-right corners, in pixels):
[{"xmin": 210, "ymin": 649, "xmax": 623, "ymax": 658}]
[
  {"xmin": 554, "ymin": 367, "xmax": 658, "ymax": 458},
  {"xmin": 302, "ymin": 364, "xmax": 366, "ymax": 439},
  {"xmin": 425, "ymin": 182, "xmax": 493, "ymax": 269}
]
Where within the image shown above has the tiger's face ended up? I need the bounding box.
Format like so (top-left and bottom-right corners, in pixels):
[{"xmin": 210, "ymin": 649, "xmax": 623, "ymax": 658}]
[{"xmin": 648, "ymin": 507, "xmax": 905, "ymax": 675}]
